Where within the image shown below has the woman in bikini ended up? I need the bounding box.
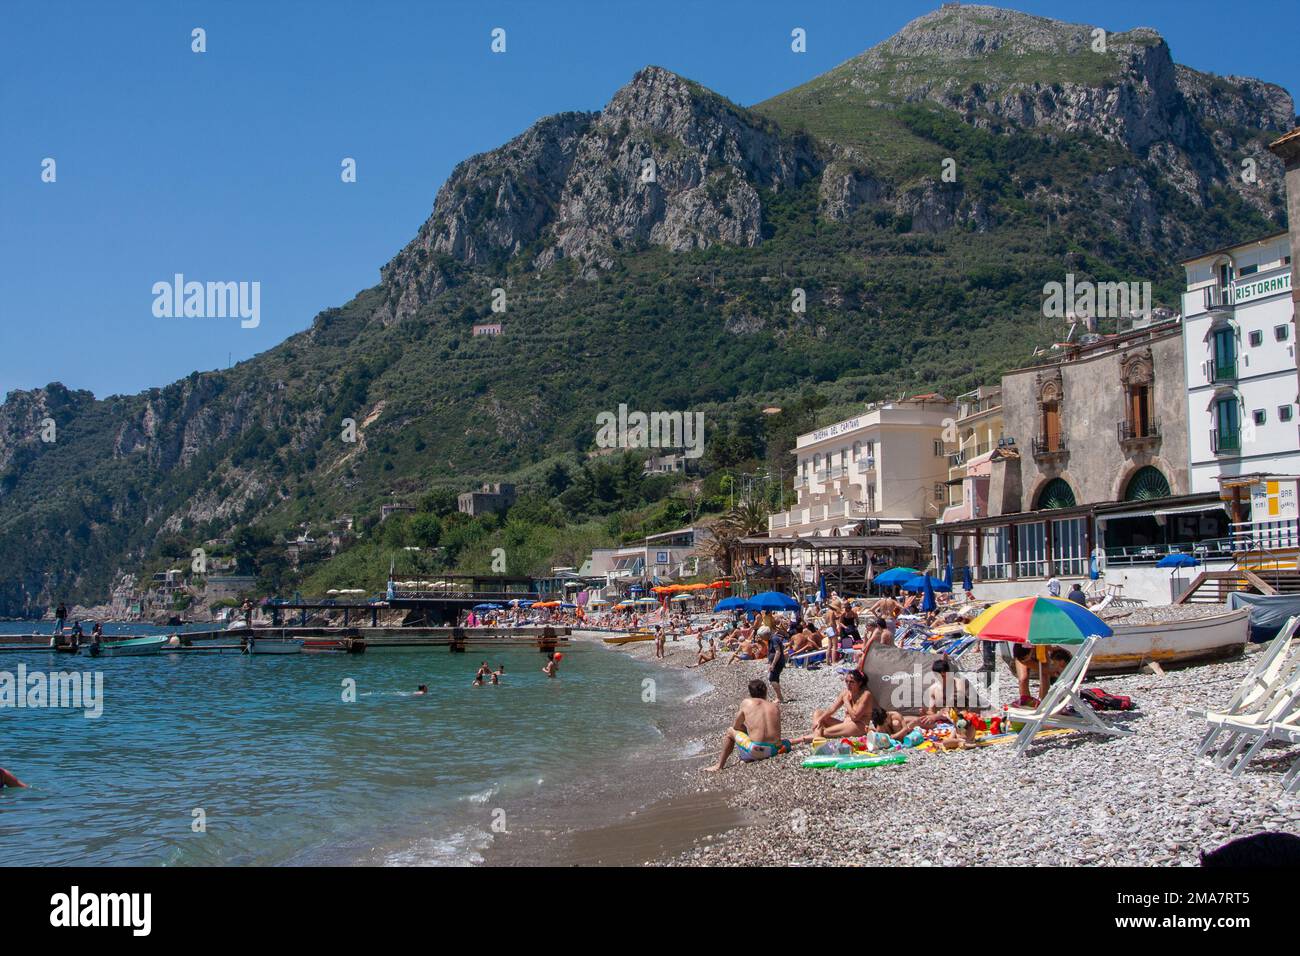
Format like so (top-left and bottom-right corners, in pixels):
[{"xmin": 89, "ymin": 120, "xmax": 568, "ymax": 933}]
[{"xmin": 793, "ymin": 670, "xmax": 876, "ymax": 743}]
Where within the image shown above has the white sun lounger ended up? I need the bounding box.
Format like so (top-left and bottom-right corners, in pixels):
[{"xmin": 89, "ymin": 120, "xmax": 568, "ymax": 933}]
[
  {"xmin": 1193, "ymin": 616, "xmax": 1300, "ymax": 757},
  {"xmin": 1267, "ymin": 721, "xmax": 1300, "ymax": 794},
  {"xmin": 1210, "ymin": 676, "xmax": 1300, "ymax": 777},
  {"xmin": 1006, "ymin": 635, "xmax": 1135, "ymax": 758}
]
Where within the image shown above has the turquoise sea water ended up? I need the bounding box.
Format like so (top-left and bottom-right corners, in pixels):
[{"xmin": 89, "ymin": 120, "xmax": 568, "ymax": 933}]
[{"xmin": 0, "ymin": 626, "xmax": 701, "ymax": 865}]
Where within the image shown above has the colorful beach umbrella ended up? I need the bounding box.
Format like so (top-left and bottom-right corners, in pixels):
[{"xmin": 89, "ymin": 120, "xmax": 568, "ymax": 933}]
[
  {"xmin": 965, "ymin": 596, "xmax": 1113, "ymax": 645},
  {"xmin": 873, "ymin": 567, "xmax": 918, "ymax": 586}
]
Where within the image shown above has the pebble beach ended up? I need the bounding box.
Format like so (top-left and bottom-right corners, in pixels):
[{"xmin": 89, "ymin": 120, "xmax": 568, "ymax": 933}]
[{"xmin": 602, "ymin": 623, "xmax": 1300, "ymax": 867}]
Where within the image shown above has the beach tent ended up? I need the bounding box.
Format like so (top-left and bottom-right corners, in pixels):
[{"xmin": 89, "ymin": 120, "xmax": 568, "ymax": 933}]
[{"xmin": 873, "ymin": 567, "xmax": 918, "ymax": 586}]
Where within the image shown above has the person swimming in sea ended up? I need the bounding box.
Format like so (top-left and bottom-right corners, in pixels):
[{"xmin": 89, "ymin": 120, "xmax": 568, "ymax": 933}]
[
  {"xmin": 542, "ymin": 653, "xmax": 560, "ymax": 678},
  {"xmin": 414, "ymin": 685, "xmax": 428, "ymax": 696},
  {"xmin": 0, "ymin": 767, "xmax": 28, "ymax": 789}
]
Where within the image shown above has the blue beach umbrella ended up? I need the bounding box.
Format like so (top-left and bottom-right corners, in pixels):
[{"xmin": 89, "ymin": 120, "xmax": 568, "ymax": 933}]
[
  {"xmin": 961, "ymin": 565, "xmax": 974, "ymax": 593},
  {"xmin": 818, "ymin": 573, "xmax": 828, "ymax": 603},
  {"xmin": 745, "ymin": 591, "xmax": 800, "ymax": 612},
  {"xmin": 714, "ymin": 596, "xmax": 747, "ymax": 612},
  {"xmin": 873, "ymin": 567, "xmax": 918, "ymax": 587},
  {"xmin": 1156, "ymin": 553, "xmax": 1200, "ymax": 569},
  {"xmin": 943, "ymin": 561, "xmax": 953, "ymax": 590},
  {"xmin": 901, "ymin": 574, "xmax": 952, "ymax": 593},
  {"xmin": 473, "ymin": 603, "xmax": 503, "ymax": 611},
  {"xmin": 920, "ymin": 575, "xmax": 937, "ymax": 613}
]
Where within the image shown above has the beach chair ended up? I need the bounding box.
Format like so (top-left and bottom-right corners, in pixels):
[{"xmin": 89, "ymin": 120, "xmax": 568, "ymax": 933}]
[
  {"xmin": 1006, "ymin": 636, "xmax": 1135, "ymax": 758},
  {"xmin": 1268, "ymin": 721, "xmax": 1300, "ymax": 794},
  {"xmin": 1208, "ymin": 675, "xmax": 1300, "ymax": 777},
  {"xmin": 1193, "ymin": 616, "xmax": 1300, "ymax": 757}
]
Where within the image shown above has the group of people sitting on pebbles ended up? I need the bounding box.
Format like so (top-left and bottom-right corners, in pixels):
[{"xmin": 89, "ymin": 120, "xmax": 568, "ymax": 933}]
[{"xmin": 702, "ymin": 591, "xmax": 1072, "ymax": 772}]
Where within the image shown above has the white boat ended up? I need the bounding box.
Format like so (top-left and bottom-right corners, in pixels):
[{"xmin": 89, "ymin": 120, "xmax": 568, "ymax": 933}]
[
  {"xmin": 1089, "ymin": 607, "xmax": 1250, "ymax": 674},
  {"xmin": 81, "ymin": 635, "xmax": 168, "ymax": 657},
  {"xmin": 246, "ymin": 636, "xmax": 305, "ymax": 655}
]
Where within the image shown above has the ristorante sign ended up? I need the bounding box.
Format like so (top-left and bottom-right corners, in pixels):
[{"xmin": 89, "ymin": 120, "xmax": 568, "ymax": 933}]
[{"xmin": 1232, "ymin": 270, "xmax": 1291, "ymax": 304}]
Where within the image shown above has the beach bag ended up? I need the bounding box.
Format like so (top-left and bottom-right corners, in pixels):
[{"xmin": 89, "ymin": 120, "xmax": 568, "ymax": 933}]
[{"xmin": 1081, "ymin": 687, "xmax": 1135, "ymax": 711}]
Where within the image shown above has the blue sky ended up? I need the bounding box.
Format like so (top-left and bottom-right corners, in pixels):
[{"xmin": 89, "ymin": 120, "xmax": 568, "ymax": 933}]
[{"xmin": 3, "ymin": 0, "xmax": 1296, "ymax": 400}]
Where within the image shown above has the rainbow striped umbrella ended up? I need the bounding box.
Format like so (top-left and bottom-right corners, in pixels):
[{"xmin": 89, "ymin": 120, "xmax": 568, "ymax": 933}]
[{"xmin": 965, "ymin": 596, "xmax": 1112, "ymax": 645}]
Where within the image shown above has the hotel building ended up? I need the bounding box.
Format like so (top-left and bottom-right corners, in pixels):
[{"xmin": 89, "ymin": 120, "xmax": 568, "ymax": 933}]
[
  {"xmin": 768, "ymin": 395, "xmax": 957, "ymax": 541},
  {"xmin": 1180, "ymin": 231, "xmax": 1299, "ymax": 493}
]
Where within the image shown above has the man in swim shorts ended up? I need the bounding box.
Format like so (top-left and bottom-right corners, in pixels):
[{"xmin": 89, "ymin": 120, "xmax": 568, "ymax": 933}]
[{"xmin": 705, "ymin": 679, "xmax": 789, "ymax": 772}]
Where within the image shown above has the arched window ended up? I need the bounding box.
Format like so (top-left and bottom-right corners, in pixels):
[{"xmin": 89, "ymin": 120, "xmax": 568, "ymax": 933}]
[
  {"xmin": 1124, "ymin": 466, "xmax": 1171, "ymax": 502},
  {"xmin": 1037, "ymin": 478, "xmax": 1076, "ymax": 510}
]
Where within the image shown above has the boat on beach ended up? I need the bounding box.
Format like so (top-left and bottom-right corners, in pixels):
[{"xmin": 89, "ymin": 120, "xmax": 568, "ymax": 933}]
[
  {"xmin": 81, "ymin": 635, "xmax": 169, "ymax": 657},
  {"xmin": 602, "ymin": 631, "xmax": 657, "ymax": 646},
  {"xmin": 1088, "ymin": 607, "xmax": 1250, "ymax": 673}
]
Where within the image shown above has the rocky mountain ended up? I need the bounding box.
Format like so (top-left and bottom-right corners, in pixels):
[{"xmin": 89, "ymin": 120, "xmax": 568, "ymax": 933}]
[
  {"xmin": 379, "ymin": 67, "xmax": 820, "ymax": 321},
  {"xmin": 1, "ymin": 4, "xmax": 1294, "ymax": 616}
]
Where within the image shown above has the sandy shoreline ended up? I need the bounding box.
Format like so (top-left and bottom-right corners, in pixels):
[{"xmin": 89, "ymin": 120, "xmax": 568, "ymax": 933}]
[{"xmin": 546, "ymin": 627, "xmax": 1299, "ymax": 866}]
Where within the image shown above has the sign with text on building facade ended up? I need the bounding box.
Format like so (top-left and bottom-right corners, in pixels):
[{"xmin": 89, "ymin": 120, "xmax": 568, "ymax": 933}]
[
  {"xmin": 1250, "ymin": 479, "xmax": 1298, "ymax": 522},
  {"xmin": 1232, "ymin": 270, "xmax": 1291, "ymax": 305},
  {"xmin": 811, "ymin": 418, "xmax": 862, "ymax": 442}
]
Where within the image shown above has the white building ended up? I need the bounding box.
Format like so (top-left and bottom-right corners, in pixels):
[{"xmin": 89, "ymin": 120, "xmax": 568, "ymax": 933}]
[
  {"xmin": 769, "ymin": 395, "xmax": 956, "ymax": 539},
  {"xmin": 1181, "ymin": 231, "xmax": 1299, "ymax": 493}
]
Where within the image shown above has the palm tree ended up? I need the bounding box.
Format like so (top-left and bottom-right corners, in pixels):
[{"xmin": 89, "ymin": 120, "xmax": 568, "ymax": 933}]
[{"xmin": 700, "ymin": 498, "xmax": 770, "ymax": 576}]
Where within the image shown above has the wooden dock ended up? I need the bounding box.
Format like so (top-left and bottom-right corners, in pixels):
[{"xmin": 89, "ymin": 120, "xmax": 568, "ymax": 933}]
[{"xmin": 0, "ymin": 625, "xmax": 570, "ymax": 654}]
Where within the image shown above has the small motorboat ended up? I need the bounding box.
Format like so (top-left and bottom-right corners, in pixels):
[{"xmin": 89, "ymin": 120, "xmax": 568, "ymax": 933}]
[
  {"xmin": 246, "ymin": 635, "xmax": 305, "ymax": 655},
  {"xmin": 81, "ymin": 635, "xmax": 168, "ymax": 657}
]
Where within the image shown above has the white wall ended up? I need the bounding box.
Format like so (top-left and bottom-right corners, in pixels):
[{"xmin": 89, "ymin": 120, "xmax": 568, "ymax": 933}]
[{"xmin": 971, "ymin": 560, "xmax": 1233, "ymax": 605}]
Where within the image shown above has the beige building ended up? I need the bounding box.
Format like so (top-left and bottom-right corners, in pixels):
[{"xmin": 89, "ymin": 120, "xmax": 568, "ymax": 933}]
[
  {"xmin": 942, "ymin": 385, "xmax": 1004, "ymax": 520},
  {"xmin": 768, "ymin": 395, "xmax": 956, "ymax": 540},
  {"xmin": 933, "ymin": 320, "xmax": 1231, "ymax": 603}
]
